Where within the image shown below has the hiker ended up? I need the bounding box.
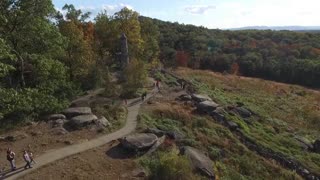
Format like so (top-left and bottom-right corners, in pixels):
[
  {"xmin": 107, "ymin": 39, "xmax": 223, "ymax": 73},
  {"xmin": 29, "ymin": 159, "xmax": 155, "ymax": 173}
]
[
  {"xmin": 155, "ymin": 80, "xmax": 161, "ymax": 92},
  {"xmin": 7, "ymin": 148, "xmax": 16, "ymax": 171},
  {"xmin": 29, "ymin": 152, "xmax": 36, "ymax": 164},
  {"xmin": 123, "ymin": 99, "xmax": 127, "ymax": 106},
  {"xmin": 23, "ymin": 150, "xmax": 32, "ymax": 169},
  {"xmin": 141, "ymin": 91, "xmax": 147, "ymax": 101}
]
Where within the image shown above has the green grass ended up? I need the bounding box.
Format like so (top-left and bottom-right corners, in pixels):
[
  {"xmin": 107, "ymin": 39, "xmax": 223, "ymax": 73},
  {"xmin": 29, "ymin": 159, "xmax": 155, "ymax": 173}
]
[{"xmin": 176, "ymin": 68, "xmax": 320, "ymax": 175}]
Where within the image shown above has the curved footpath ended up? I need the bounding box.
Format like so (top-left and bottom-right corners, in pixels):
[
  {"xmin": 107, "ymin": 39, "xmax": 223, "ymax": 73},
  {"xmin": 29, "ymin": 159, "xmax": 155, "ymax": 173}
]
[{"xmin": 3, "ymin": 95, "xmax": 152, "ymax": 180}]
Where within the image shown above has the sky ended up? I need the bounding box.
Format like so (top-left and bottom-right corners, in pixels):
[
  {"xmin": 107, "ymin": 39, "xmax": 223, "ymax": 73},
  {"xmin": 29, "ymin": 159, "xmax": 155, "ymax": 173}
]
[{"xmin": 52, "ymin": 0, "xmax": 320, "ymax": 29}]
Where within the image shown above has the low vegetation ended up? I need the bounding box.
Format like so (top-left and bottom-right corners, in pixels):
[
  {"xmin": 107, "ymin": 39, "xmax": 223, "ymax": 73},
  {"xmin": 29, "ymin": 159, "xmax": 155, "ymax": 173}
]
[{"xmin": 137, "ymin": 70, "xmax": 309, "ymax": 179}]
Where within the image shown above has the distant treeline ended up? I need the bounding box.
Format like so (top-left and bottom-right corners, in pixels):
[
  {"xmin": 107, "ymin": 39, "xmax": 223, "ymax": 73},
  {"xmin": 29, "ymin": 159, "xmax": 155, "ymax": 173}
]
[{"xmin": 143, "ymin": 17, "xmax": 320, "ymax": 87}]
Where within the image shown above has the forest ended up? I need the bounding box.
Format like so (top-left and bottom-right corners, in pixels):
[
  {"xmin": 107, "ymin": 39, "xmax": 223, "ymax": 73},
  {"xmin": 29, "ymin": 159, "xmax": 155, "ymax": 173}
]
[
  {"xmin": 150, "ymin": 17, "xmax": 320, "ymax": 87},
  {"xmin": 0, "ymin": 0, "xmax": 319, "ymax": 125}
]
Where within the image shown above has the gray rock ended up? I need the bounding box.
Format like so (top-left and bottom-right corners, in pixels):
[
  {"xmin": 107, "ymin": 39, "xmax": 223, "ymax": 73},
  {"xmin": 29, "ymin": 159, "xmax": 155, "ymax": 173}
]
[
  {"xmin": 145, "ymin": 136, "xmax": 166, "ymax": 155},
  {"xmin": 191, "ymin": 94, "xmax": 212, "ymax": 102},
  {"xmin": 233, "ymin": 107, "xmax": 252, "ymax": 118},
  {"xmin": 197, "ymin": 100, "xmax": 219, "ymax": 114},
  {"xmin": 167, "ymin": 131, "xmax": 185, "ymax": 140},
  {"xmin": 121, "ymin": 133, "xmax": 158, "ymax": 151},
  {"xmin": 294, "ymin": 136, "xmax": 313, "ymax": 150},
  {"xmin": 177, "ymin": 94, "xmax": 192, "ymax": 101},
  {"xmin": 71, "ymin": 114, "xmax": 97, "ymax": 127},
  {"xmin": 211, "ymin": 107, "xmax": 226, "ymax": 123},
  {"xmin": 63, "ymin": 107, "xmax": 92, "ymax": 118},
  {"xmin": 52, "ymin": 119, "xmax": 67, "ymax": 128},
  {"xmin": 48, "ymin": 114, "xmax": 66, "ymax": 120},
  {"xmin": 313, "ymin": 139, "xmax": 320, "ymax": 153},
  {"xmin": 95, "ymin": 116, "xmax": 111, "ymax": 128},
  {"xmin": 182, "ymin": 146, "xmax": 215, "ymax": 179},
  {"xmin": 144, "ymin": 128, "xmax": 166, "ymax": 137},
  {"xmin": 226, "ymin": 121, "xmax": 239, "ymax": 131}
]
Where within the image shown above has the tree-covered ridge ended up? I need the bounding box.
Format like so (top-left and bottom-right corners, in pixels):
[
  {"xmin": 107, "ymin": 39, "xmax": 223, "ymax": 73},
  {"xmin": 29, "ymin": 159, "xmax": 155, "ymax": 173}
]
[
  {"xmin": 148, "ymin": 17, "xmax": 320, "ymax": 87},
  {"xmin": 0, "ymin": 0, "xmax": 319, "ymax": 127},
  {"xmin": 0, "ymin": 1, "xmax": 156, "ymax": 126}
]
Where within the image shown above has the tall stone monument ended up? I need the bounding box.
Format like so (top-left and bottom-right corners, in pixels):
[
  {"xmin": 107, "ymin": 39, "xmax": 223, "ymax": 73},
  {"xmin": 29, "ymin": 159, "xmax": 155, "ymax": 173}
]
[{"xmin": 120, "ymin": 33, "xmax": 129, "ymax": 69}]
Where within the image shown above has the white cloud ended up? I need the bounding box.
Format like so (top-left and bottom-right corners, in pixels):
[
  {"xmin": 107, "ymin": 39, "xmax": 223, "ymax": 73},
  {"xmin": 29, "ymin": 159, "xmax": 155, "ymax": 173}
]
[
  {"xmin": 184, "ymin": 5, "xmax": 215, "ymax": 14},
  {"xmin": 102, "ymin": 3, "xmax": 134, "ymax": 14}
]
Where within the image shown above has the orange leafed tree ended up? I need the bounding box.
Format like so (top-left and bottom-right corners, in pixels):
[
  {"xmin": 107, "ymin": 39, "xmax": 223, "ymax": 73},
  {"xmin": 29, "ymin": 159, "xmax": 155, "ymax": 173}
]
[
  {"xmin": 230, "ymin": 62, "xmax": 240, "ymax": 75},
  {"xmin": 176, "ymin": 51, "xmax": 189, "ymax": 67}
]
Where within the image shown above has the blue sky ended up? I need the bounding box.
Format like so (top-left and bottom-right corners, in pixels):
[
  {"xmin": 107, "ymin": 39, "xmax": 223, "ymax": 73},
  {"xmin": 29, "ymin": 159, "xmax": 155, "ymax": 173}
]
[{"xmin": 52, "ymin": 0, "xmax": 320, "ymax": 29}]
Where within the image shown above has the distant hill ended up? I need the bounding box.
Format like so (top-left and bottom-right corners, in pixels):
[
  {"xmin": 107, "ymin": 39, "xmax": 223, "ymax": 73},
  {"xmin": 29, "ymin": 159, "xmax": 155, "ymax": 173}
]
[{"xmin": 229, "ymin": 26, "xmax": 320, "ymax": 32}]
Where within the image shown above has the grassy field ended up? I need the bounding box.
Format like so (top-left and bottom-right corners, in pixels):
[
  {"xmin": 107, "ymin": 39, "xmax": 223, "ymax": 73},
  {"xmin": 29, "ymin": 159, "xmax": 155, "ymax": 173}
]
[
  {"xmin": 135, "ymin": 68, "xmax": 320, "ymax": 179},
  {"xmin": 175, "ymin": 68, "xmax": 320, "ymax": 176}
]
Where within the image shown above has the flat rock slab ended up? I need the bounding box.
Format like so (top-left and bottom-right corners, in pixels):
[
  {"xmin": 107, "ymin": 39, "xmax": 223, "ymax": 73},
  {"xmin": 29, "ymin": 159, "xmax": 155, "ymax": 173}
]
[
  {"xmin": 191, "ymin": 94, "xmax": 212, "ymax": 102},
  {"xmin": 63, "ymin": 107, "xmax": 92, "ymax": 118},
  {"xmin": 197, "ymin": 100, "xmax": 219, "ymax": 114},
  {"xmin": 121, "ymin": 133, "xmax": 158, "ymax": 151},
  {"xmin": 182, "ymin": 146, "xmax": 215, "ymax": 179},
  {"xmin": 71, "ymin": 114, "xmax": 98, "ymax": 127}
]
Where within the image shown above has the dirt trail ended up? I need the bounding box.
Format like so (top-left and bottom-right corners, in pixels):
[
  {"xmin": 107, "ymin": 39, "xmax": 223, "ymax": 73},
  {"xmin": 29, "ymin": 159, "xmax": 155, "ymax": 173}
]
[{"xmin": 2, "ymin": 93, "xmax": 154, "ymax": 180}]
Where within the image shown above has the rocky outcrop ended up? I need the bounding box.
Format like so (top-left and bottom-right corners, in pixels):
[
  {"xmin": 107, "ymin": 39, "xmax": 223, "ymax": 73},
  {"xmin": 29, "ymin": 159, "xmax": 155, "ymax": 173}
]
[
  {"xmin": 48, "ymin": 114, "xmax": 66, "ymax": 121},
  {"xmin": 144, "ymin": 128, "xmax": 167, "ymax": 137},
  {"xmin": 176, "ymin": 94, "xmax": 192, "ymax": 101},
  {"xmin": 70, "ymin": 114, "xmax": 97, "ymax": 128},
  {"xmin": 197, "ymin": 100, "xmax": 219, "ymax": 114},
  {"xmin": 63, "ymin": 107, "xmax": 92, "ymax": 118},
  {"xmin": 95, "ymin": 116, "xmax": 112, "ymax": 128},
  {"xmin": 232, "ymin": 107, "xmax": 252, "ymax": 118},
  {"xmin": 121, "ymin": 133, "xmax": 158, "ymax": 151},
  {"xmin": 191, "ymin": 94, "xmax": 212, "ymax": 102},
  {"xmin": 181, "ymin": 146, "xmax": 215, "ymax": 179},
  {"xmin": 145, "ymin": 136, "xmax": 166, "ymax": 155}
]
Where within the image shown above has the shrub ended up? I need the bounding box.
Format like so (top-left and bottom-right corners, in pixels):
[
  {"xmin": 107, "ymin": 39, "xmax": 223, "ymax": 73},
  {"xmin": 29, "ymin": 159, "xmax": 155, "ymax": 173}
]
[
  {"xmin": 0, "ymin": 88, "xmax": 68, "ymax": 122},
  {"xmin": 140, "ymin": 149, "xmax": 198, "ymax": 180}
]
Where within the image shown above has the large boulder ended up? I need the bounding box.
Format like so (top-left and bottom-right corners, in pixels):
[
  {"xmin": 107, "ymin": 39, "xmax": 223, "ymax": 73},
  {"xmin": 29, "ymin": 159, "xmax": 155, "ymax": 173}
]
[
  {"xmin": 176, "ymin": 94, "xmax": 192, "ymax": 101},
  {"xmin": 70, "ymin": 114, "xmax": 97, "ymax": 127},
  {"xmin": 121, "ymin": 133, "xmax": 158, "ymax": 151},
  {"xmin": 48, "ymin": 114, "xmax": 66, "ymax": 121},
  {"xmin": 191, "ymin": 94, "xmax": 212, "ymax": 102},
  {"xmin": 144, "ymin": 128, "xmax": 167, "ymax": 137},
  {"xmin": 181, "ymin": 146, "xmax": 215, "ymax": 179},
  {"xmin": 95, "ymin": 116, "xmax": 112, "ymax": 128},
  {"xmin": 233, "ymin": 107, "xmax": 252, "ymax": 118},
  {"xmin": 210, "ymin": 107, "xmax": 226, "ymax": 123},
  {"xmin": 226, "ymin": 121, "xmax": 239, "ymax": 131},
  {"xmin": 63, "ymin": 107, "xmax": 92, "ymax": 118},
  {"xmin": 197, "ymin": 100, "xmax": 219, "ymax": 114},
  {"xmin": 313, "ymin": 139, "xmax": 320, "ymax": 153}
]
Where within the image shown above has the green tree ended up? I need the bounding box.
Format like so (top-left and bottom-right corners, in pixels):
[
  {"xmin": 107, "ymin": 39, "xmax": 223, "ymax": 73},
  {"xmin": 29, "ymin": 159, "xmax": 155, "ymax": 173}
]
[
  {"xmin": 122, "ymin": 59, "xmax": 147, "ymax": 98},
  {"xmin": 113, "ymin": 8, "xmax": 144, "ymax": 59}
]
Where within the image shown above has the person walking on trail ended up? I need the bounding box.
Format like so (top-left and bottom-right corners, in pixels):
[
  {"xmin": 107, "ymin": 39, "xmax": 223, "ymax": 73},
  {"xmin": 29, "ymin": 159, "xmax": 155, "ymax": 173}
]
[
  {"xmin": 141, "ymin": 91, "xmax": 147, "ymax": 101},
  {"xmin": 155, "ymin": 80, "xmax": 161, "ymax": 92},
  {"xmin": 29, "ymin": 152, "xmax": 36, "ymax": 164},
  {"xmin": 7, "ymin": 148, "xmax": 16, "ymax": 171},
  {"xmin": 23, "ymin": 150, "xmax": 32, "ymax": 169}
]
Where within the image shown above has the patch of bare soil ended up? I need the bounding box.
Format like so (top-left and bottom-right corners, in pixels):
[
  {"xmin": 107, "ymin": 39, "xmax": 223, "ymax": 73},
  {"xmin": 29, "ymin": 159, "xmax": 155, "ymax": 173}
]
[
  {"xmin": 20, "ymin": 143, "xmax": 143, "ymax": 180},
  {"xmin": 0, "ymin": 121, "xmax": 110, "ymax": 172}
]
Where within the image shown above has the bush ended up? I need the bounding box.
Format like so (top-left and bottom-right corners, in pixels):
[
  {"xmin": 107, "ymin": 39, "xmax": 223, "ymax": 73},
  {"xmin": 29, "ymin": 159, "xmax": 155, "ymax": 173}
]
[
  {"xmin": 0, "ymin": 88, "xmax": 68, "ymax": 122},
  {"xmin": 140, "ymin": 149, "xmax": 198, "ymax": 180}
]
